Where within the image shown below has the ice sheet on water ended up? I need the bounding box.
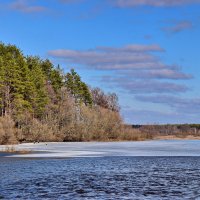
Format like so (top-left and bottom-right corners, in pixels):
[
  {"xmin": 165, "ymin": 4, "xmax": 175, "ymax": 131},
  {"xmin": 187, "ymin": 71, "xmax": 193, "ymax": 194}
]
[{"xmin": 1, "ymin": 140, "xmax": 200, "ymax": 158}]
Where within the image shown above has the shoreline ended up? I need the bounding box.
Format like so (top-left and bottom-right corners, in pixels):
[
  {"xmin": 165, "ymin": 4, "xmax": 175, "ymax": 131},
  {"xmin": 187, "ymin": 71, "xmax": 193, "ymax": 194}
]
[
  {"xmin": 153, "ymin": 135, "xmax": 200, "ymax": 140},
  {"xmin": 1, "ymin": 135, "xmax": 200, "ymax": 148},
  {"xmin": 1, "ymin": 137, "xmax": 200, "ymax": 153},
  {"xmin": 1, "ymin": 139, "xmax": 200, "ymax": 158}
]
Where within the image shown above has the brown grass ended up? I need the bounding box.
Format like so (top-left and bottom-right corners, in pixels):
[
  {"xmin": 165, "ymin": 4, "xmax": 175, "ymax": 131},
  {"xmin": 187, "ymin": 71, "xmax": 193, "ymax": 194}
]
[
  {"xmin": 0, "ymin": 116, "xmax": 18, "ymax": 145},
  {"xmin": 154, "ymin": 135, "xmax": 200, "ymax": 140},
  {"xmin": 1, "ymin": 145, "xmax": 31, "ymax": 154}
]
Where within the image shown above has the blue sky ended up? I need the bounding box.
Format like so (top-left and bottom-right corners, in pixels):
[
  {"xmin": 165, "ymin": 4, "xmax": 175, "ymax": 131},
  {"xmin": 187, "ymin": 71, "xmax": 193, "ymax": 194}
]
[{"xmin": 1, "ymin": 0, "xmax": 200, "ymax": 124}]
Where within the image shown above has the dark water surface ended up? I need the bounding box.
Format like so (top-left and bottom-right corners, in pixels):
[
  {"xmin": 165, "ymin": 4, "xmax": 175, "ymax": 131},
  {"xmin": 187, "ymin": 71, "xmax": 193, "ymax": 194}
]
[{"xmin": 1, "ymin": 156, "xmax": 200, "ymax": 199}]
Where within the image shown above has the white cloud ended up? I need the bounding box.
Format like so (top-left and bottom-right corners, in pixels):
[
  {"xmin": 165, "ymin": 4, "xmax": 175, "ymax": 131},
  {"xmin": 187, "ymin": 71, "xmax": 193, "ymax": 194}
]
[
  {"xmin": 9, "ymin": 0, "xmax": 46, "ymax": 13},
  {"xmin": 113, "ymin": 0, "xmax": 200, "ymax": 7}
]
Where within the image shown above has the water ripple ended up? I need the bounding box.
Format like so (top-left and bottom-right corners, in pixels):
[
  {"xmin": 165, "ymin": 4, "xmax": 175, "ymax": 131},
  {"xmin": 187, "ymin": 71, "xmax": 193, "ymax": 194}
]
[{"xmin": 1, "ymin": 157, "xmax": 200, "ymax": 199}]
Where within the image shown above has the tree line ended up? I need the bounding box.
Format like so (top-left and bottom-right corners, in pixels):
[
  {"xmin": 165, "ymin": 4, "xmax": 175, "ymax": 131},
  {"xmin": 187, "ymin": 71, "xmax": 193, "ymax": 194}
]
[
  {"xmin": 1, "ymin": 42, "xmax": 147, "ymax": 144},
  {"xmin": 1, "ymin": 43, "xmax": 199, "ymax": 145},
  {"xmin": 132, "ymin": 124, "xmax": 200, "ymax": 138}
]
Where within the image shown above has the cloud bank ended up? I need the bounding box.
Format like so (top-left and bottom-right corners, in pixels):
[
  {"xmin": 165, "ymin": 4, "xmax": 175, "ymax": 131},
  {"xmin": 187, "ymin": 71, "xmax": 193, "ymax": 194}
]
[
  {"xmin": 101, "ymin": 77, "xmax": 188, "ymax": 94},
  {"xmin": 9, "ymin": 0, "xmax": 46, "ymax": 13},
  {"xmin": 135, "ymin": 95, "xmax": 200, "ymax": 114},
  {"xmin": 49, "ymin": 44, "xmax": 191, "ymax": 94},
  {"xmin": 163, "ymin": 21, "xmax": 193, "ymax": 34},
  {"xmin": 113, "ymin": 0, "xmax": 200, "ymax": 7}
]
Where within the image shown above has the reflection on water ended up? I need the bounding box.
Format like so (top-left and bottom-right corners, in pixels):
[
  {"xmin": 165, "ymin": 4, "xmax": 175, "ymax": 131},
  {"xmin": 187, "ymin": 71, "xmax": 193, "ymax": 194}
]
[{"xmin": 1, "ymin": 156, "xmax": 200, "ymax": 199}]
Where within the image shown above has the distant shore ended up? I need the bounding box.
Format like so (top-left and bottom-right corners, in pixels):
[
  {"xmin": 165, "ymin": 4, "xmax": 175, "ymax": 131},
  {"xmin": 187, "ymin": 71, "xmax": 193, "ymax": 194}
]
[{"xmin": 154, "ymin": 135, "xmax": 200, "ymax": 140}]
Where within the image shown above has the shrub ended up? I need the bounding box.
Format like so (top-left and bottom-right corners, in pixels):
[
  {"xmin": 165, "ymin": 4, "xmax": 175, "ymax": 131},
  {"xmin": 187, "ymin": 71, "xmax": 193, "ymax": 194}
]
[{"xmin": 0, "ymin": 116, "xmax": 18, "ymax": 144}]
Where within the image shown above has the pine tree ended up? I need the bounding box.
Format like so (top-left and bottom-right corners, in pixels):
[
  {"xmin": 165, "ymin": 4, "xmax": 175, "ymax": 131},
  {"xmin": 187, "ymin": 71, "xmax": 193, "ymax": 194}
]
[
  {"xmin": 65, "ymin": 69, "xmax": 93, "ymax": 106},
  {"xmin": 50, "ymin": 65, "xmax": 63, "ymax": 94},
  {"xmin": 41, "ymin": 60, "xmax": 63, "ymax": 94},
  {"xmin": 26, "ymin": 56, "xmax": 49, "ymax": 118},
  {"xmin": 0, "ymin": 43, "xmax": 33, "ymax": 117}
]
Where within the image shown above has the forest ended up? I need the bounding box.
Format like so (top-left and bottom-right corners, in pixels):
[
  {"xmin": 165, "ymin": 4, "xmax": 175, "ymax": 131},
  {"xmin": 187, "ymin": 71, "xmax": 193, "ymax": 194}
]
[
  {"xmin": 0, "ymin": 42, "xmax": 152, "ymax": 144},
  {"xmin": 132, "ymin": 124, "xmax": 200, "ymax": 139},
  {"xmin": 1, "ymin": 42, "xmax": 200, "ymax": 145}
]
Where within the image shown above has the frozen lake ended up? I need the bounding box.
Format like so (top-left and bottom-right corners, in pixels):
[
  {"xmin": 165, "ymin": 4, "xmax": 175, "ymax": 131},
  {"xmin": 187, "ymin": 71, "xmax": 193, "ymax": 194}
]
[
  {"xmin": 1, "ymin": 140, "xmax": 200, "ymax": 158},
  {"xmin": 1, "ymin": 140, "xmax": 200, "ymax": 199}
]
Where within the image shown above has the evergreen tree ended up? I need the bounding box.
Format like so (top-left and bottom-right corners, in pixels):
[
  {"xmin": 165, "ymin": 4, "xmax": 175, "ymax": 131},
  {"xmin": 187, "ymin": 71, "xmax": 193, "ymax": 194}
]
[
  {"xmin": 0, "ymin": 43, "xmax": 34, "ymax": 117},
  {"xmin": 41, "ymin": 60, "xmax": 63, "ymax": 94},
  {"xmin": 65, "ymin": 69, "xmax": 93, "ymax": 106},
  {"xmin": 50, "ymin": 65, "xmax": 63, "ymax": 94},
  {"xmin": 0, "ymin": 55, "xmax": 5, "ymax": 115},
  {"xmin": 26, "ymin": 56, "xmax": 49, "ymax": 117},
  {"xmin": 41, "ymin": 59, "xmax": 53, "ymax": 79}
]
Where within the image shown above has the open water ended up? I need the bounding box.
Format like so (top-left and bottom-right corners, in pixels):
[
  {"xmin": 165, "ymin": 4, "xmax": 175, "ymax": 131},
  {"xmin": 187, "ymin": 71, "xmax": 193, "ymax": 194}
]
[{"xmin": 1, "ymin": 141, "xmax": 200, "ymax": 199}]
